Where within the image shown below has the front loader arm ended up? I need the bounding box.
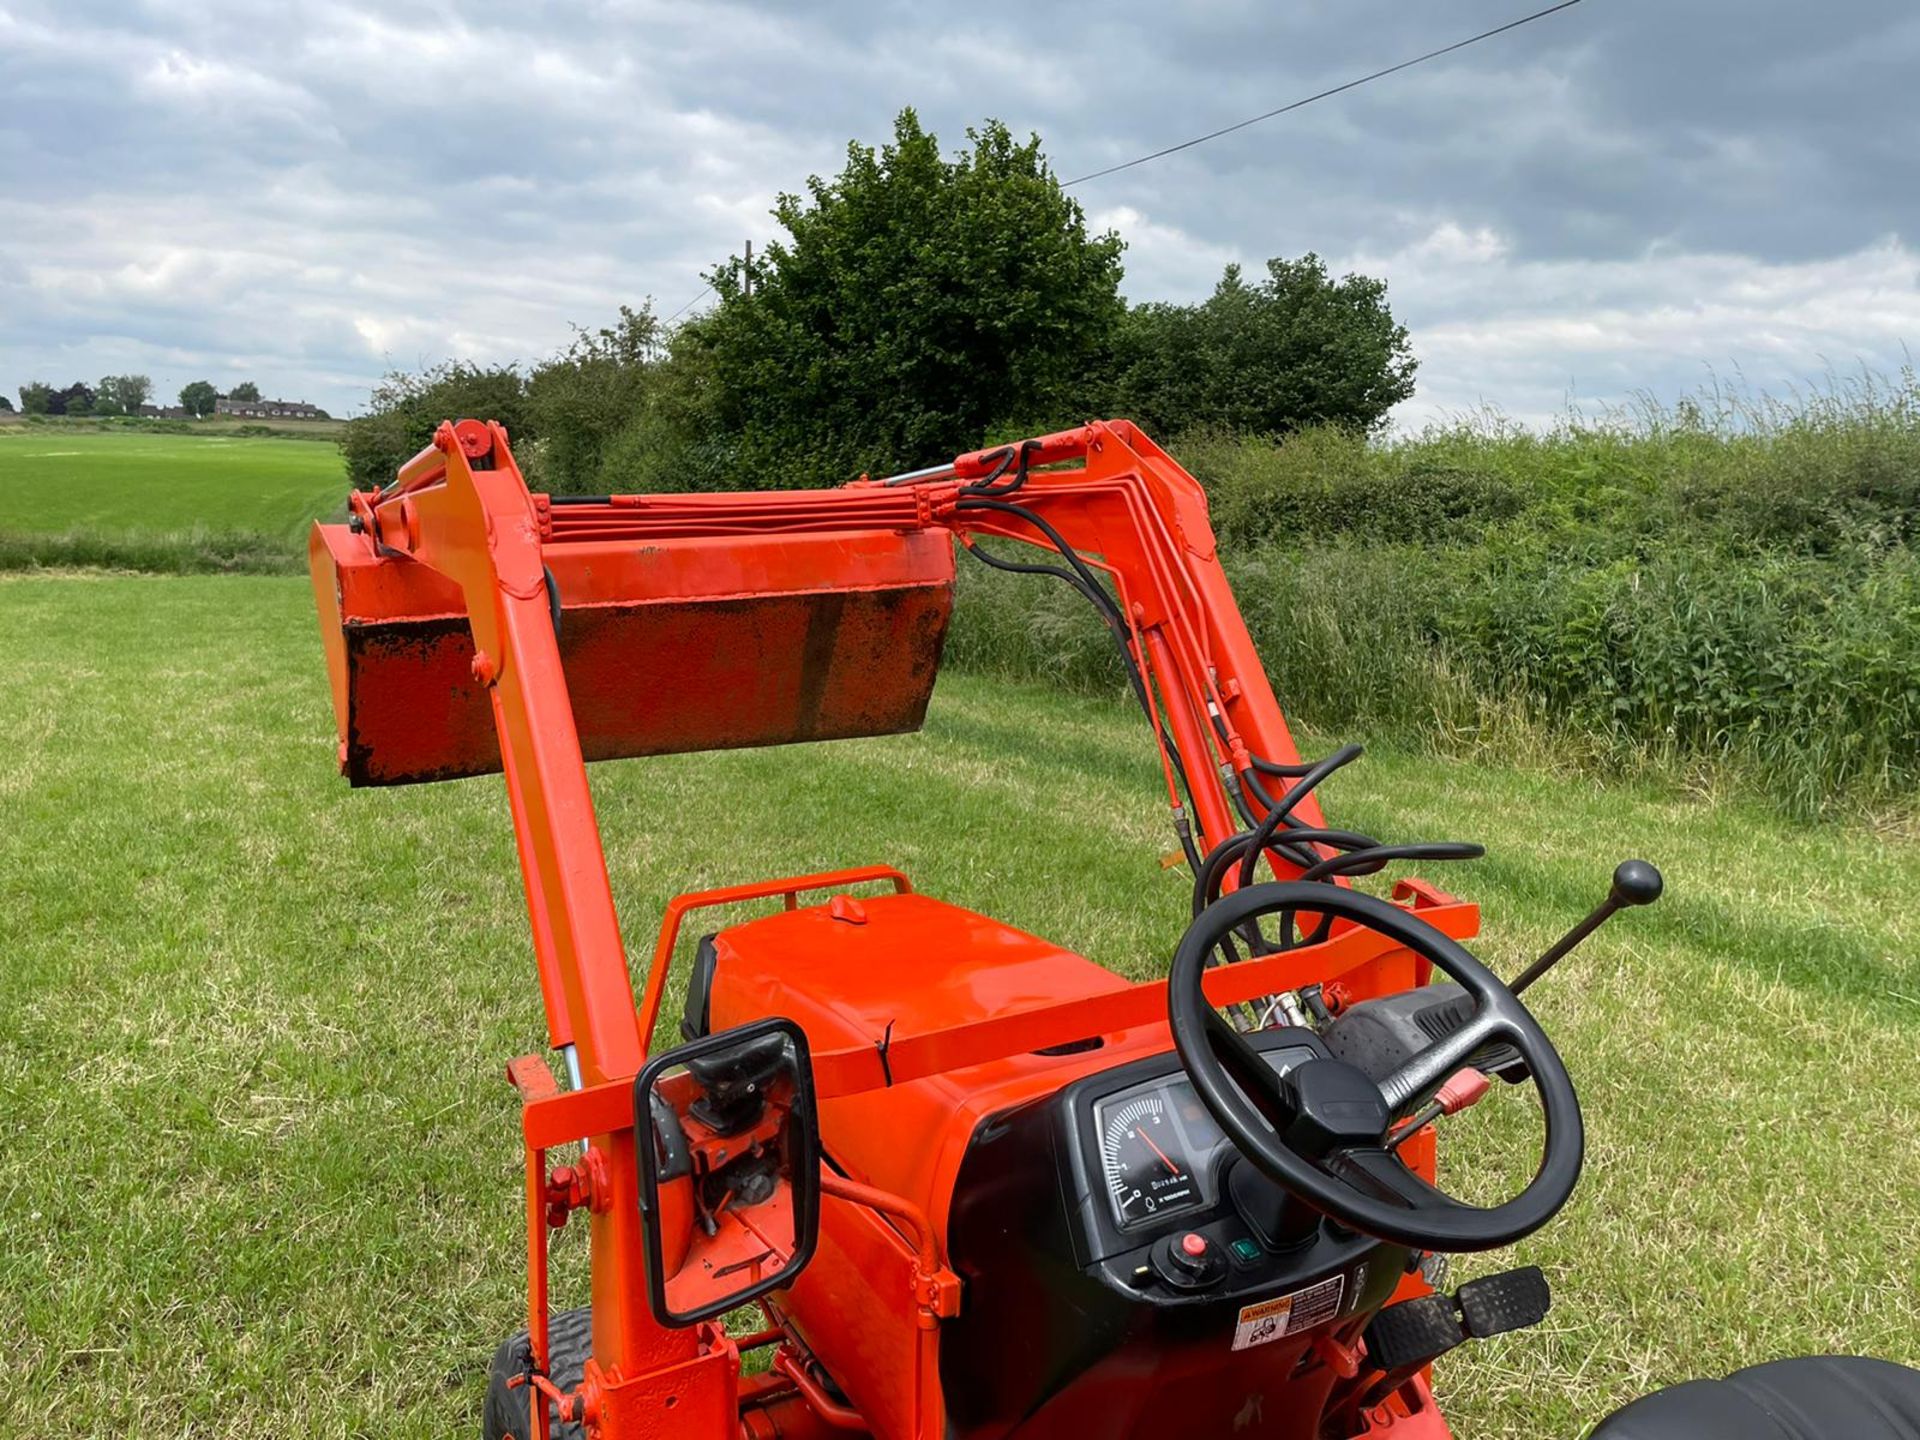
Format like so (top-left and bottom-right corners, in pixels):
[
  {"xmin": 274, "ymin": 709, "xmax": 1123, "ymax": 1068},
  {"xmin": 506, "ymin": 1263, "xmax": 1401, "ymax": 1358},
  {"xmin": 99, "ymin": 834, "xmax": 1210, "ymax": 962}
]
[
  {"xmin": 894, "ymin": 419, "xmax": 1331, "ymax": 855},
  {"xmin": 322, "ymin": 415, "xmax": 1329, "ymax": 1088}
]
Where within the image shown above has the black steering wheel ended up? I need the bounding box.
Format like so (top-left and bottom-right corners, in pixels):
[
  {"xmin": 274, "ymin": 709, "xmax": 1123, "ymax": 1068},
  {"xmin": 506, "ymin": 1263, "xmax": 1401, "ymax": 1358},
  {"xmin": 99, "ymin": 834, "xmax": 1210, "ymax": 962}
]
[{"xmin": 1167, "ymin": 882, "xmax": 1582, "ymax": 1252}]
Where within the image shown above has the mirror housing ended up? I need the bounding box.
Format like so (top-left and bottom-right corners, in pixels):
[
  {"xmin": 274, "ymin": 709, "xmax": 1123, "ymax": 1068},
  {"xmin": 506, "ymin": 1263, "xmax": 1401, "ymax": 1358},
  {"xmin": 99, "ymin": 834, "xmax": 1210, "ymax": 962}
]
[{"xmin": 633, "ymin": 1017, "xmax": 821, "ymax": 1326}]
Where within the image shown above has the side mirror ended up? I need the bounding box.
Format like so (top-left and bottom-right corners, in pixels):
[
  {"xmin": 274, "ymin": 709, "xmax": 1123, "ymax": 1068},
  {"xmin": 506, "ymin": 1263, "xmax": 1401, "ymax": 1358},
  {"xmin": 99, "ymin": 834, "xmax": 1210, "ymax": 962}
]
[{"xmin": 633, "ymin": 1017, "xmax": 821, "ymax": 1326}]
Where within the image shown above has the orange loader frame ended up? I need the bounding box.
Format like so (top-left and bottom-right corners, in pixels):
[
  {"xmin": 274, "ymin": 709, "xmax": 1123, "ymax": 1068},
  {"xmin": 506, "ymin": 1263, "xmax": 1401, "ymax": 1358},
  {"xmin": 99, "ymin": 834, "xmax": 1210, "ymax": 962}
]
[{"xmin": 309, "ymin": 418, "xmax": 1466, "ymax": 1438}]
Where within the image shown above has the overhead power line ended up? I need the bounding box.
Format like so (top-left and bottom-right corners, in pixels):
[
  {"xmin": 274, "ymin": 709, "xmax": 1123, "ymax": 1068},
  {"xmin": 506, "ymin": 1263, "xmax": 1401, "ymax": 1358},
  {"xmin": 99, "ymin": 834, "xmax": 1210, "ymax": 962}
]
[
  {"xmin": 1060, "ymin": 0, "xmax": 1586, "ymax": 188},
  {"xmin": 664, "ymin": 283, "xmax": 714, "ymax": 324},
  {"xmin": 657, "ymin": 4, "xmax": 1583, "ymax": 321}
]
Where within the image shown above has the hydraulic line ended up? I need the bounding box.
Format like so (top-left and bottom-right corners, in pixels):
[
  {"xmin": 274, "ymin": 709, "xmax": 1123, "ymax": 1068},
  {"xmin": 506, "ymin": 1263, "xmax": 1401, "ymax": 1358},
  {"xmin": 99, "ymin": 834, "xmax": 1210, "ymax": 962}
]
[
  {"xmin": 1233, "ymin": 745, "xmax": 1365, "ymax": 890},
  {"xmin": 958, "ymin": 524, "xmax": 1205, "ymax": 874},
  {"xmin": 1296, "ymin": 841, "xmax": 1484, "ymax": 885},
  {"xmin": 952, "ymin": 476, "xmax": 1483, "ymax": 936}
]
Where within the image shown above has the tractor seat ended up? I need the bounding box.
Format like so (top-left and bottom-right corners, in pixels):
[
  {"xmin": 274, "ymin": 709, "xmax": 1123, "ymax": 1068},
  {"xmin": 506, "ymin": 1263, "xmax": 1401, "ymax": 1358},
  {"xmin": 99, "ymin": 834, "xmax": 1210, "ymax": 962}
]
[{"xmin": 1591, "ymin": 1356, "xmax": 1920, "ymax": 1438}]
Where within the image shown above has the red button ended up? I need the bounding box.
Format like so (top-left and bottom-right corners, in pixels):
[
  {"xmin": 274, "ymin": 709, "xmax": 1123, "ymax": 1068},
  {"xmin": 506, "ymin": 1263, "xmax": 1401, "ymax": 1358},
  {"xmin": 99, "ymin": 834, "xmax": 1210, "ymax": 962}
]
[{"xmin": 1180, "ymin": 1233, "xmax": 1208, "ymax": 1258}]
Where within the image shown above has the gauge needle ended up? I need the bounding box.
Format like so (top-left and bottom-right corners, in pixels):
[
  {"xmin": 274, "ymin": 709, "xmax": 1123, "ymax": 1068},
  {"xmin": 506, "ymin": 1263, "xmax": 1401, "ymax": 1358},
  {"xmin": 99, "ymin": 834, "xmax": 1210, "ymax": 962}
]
[{"xmin": 1137, "ymin": 1128, "xmax": 1181, "ymax": 1177}]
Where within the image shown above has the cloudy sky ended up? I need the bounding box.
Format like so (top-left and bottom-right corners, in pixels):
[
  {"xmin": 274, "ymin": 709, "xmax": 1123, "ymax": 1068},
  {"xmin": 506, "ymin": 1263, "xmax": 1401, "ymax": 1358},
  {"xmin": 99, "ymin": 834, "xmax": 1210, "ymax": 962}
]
[{"xmin": 4, "ymin": 0, "xmax": 1918, "ymax": 427}]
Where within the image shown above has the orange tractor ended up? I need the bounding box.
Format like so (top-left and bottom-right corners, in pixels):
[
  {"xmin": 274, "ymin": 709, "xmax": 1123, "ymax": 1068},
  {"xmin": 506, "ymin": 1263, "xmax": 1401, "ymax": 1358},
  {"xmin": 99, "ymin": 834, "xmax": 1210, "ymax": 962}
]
[{"xmin": 311, "ymin": 419, "xmax": 1918, "ymax": 1439}]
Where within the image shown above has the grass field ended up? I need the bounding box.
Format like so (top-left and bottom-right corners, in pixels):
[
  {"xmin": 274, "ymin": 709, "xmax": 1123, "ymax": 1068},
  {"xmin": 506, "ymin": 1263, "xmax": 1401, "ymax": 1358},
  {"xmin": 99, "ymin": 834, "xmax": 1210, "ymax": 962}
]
[
  {"xmin": 0, "ymin": 430, "xmax": 345, "ymax": 538},
  {"xmin": 2, "ymin": 572, "xmax": 1917, "ymax": 1438}
]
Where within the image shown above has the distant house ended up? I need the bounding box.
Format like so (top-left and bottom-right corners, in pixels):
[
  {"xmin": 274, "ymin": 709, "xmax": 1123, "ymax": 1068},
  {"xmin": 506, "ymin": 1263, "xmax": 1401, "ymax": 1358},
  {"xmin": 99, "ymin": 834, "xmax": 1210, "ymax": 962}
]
[
  {"xmin": 215, "ymin": 396, "xmax": 330, "ymax": 420},
  {"xmin": 138, "ymin": 405, "xmax": 194, "ymax": 420}
]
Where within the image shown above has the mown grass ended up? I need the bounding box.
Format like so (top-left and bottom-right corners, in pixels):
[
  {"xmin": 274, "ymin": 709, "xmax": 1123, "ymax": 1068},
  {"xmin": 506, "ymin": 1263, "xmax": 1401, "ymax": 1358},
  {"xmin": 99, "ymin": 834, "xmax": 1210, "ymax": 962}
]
[
  {"xmin": 1, "ymin": 572, "xmax": 1915, "ymax": 1438},
  {"xmin": 0, "ymin": 429, "xmax": 345, "ymax": 546}
]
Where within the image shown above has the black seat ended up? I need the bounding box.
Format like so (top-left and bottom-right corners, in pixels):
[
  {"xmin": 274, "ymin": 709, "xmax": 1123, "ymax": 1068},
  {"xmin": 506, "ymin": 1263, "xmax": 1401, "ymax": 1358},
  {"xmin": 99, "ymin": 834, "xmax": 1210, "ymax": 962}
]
[{"xmin": 1592, "ymin": 1356, "xmax": 1920, "ymax": 1438}]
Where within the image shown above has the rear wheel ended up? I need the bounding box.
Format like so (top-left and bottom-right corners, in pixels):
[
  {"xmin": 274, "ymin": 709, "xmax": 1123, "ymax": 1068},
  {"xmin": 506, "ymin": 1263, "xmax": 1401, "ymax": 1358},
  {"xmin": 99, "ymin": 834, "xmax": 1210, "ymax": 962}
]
[{"xmin": 482, "ymin": 1306, "xmax": 590, "ymax": 1440}]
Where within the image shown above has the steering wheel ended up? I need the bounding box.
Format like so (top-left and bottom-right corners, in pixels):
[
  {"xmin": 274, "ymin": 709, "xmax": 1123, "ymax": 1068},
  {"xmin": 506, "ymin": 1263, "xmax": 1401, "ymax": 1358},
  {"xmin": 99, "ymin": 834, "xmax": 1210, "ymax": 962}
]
[{"xmin": 1167, "ymin": 882, "xmax": 1582, "ymax": 1252}]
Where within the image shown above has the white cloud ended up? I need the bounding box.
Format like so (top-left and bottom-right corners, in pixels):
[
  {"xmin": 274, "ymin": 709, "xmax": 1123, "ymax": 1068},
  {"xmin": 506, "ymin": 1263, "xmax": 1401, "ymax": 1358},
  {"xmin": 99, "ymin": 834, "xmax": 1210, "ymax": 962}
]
[
  {"xmin": 1342, "ymin": 230, "xmax": 1920, "ymax": 427},
  {"xmin": 3, "ymin": 0, "xmax": 1918, "ymax": 429}
]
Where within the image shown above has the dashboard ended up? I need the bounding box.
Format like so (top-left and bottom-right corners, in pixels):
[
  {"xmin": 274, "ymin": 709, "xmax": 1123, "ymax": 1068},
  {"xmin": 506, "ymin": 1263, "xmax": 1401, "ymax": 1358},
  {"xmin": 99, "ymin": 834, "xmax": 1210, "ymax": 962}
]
[
  {"xmin": 1082, "ymin": 1035, "xmax": 1322, "ymax": 1243},
  {"xmin": 938, "ymin": 1026, "xmax": 1412, "ymax": 1430},
  {"xmin": 1092, "ymin": 1044, "xmax": 1316, "ymax": 1234}
]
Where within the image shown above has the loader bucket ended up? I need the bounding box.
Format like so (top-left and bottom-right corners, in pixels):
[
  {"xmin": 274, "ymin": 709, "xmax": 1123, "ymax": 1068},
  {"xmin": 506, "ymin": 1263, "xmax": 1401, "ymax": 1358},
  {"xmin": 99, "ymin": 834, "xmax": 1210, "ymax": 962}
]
[{"xmin": 310, "ymin": 521, "xmax": 955, "ymax": 786}]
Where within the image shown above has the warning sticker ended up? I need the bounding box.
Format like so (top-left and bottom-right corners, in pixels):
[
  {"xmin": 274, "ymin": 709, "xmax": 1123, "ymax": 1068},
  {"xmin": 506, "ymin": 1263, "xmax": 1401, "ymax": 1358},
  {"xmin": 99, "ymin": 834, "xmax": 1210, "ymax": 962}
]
[{"xmin": 1230, "ymin": 1273, "xmax": 1346, "ymax": 1351}]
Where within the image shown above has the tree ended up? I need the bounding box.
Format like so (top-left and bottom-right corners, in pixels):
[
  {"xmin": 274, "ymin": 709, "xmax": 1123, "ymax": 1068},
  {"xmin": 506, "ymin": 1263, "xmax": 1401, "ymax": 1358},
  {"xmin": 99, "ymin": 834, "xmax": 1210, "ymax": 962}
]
[
  {"xmin": 697, "ymin": 109, "xmax": 1126, "ymax": 486},
  {"xmin": 116, "ymin": 374, "xmax": 152, "ymax": 412},
  {"xmin": 18, "ymin": 382, "xmax": 51, "ymax": 415},
  {"xmin": 525, "ymin": 305, "xmax": 668, "ymax": 493},
  {"xmin": 0, "ymin": 394, "xmax": 13, "ymax": 414},
  {"xmin": 1112, "ymin": 256, "xmax": 1417, "ymax": 437},
  {"xmin": 96, "ymin": 376, "xmax": 145, "ymax": 416},
  {"xmin": 180, "ymin": 380, "xmax": 218, "ymax": 418},
  {"xmin": 339, "ymin": 362, "xmax": 530, "ymax": 489},
  {"xmin": 52, "ymin": 381, "xmax": 95, "ymax": 417},
  {"xmin": 227, "ymin": 380, "xmax": 261, "ymax": 402}
]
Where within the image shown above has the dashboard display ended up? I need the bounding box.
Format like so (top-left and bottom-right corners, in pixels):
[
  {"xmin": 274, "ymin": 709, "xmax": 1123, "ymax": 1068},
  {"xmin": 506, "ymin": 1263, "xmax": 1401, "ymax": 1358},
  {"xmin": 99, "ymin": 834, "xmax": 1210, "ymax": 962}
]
[
  {"xmin": 1097, "ymin": 1087, "xmax": 1203, "ymax": 1228},
  {"xmin": 1091, "ymin": 1046, "xmax": 1318, "ymax": 1234}
]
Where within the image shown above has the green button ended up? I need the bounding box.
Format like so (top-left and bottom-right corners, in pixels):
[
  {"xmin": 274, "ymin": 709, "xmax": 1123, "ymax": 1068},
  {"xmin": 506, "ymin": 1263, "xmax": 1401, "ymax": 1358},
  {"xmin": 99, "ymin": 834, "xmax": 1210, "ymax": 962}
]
[{"xmin": 1230, "ymin": 1238, "xmax": 1262, "ymax": 1264}]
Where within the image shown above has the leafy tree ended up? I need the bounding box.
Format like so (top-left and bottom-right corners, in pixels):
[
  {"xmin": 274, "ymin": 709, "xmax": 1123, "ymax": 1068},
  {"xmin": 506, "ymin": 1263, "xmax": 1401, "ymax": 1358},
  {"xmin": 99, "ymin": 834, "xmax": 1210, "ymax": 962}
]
[
  {"xmin": 525, "ymin": 305, "xmax": 665, "ymax": 493},
  {"xmin": 1112, "ymin": 256, "xmax": 1417, "ymax": 437},
  {"xmin": 116, "ymin": 374, "xmax": 153, "ymax": 412},
  {"xmin": 227, "ymin": 380, "xmax": 261, "ymax": 402},
  {"xmin": 180, "ymin": 380, "xmax": 218, "ymax": 418},
  {"xmin": 53, "ymin": 381, "xmax": 95, "ymax": 416},
  {"xmin": 698, "ymin": 109, "xmax": 1126, "ymax": 486},
  {"xmin": 339, "ymin": 362, "xmax": 530, "ymax": 489},
  {"xmin": 18, "ymin": 382, "xmax": 51, "ymax": 415},
  {"xmin": 593, "ymin": 331, "xmax": 734, "ymax": 494},
  {"xmin": 0, "ymin": 394, "xmax": 13, "ymax": 413}
]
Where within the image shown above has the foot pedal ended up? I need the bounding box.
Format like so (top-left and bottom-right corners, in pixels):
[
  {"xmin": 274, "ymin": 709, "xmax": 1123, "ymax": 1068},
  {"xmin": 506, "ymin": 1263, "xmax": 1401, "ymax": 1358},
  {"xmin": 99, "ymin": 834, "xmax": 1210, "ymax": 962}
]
[
  {"xmin": 1456, "ymin": 1265, "xmax": 1550, "ymax": 1338},
  {"xmin": 1363, "ymin": 1294, "xmax": 1467, "ymax": 1372}
]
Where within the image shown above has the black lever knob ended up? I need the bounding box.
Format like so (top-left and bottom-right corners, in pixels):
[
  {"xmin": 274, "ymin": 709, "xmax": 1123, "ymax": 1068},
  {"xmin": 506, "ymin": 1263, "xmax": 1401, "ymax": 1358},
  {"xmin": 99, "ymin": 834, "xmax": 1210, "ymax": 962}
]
[
  {"xmin": 1510, "ymin": 859, "xmax": 1664, "ymax": 996},
  {"xmin": 1609, "ymin": 859, "xmax": 1663, "ymax": 908}
]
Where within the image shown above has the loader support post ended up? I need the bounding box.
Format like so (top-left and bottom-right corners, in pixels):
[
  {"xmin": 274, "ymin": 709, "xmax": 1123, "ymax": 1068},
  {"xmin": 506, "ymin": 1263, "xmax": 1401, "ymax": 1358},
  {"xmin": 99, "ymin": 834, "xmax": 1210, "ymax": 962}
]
[{"xmin": 362, "ymin": 423, "xmax": 708, "ymax": 1398}]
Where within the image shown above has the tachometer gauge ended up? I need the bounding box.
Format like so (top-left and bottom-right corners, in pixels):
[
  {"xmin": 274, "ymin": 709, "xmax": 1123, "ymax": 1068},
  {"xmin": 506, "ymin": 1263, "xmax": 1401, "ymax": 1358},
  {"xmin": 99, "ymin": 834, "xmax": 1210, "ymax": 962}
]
[{"xmin": 1099, "ymin": 1091, "xmax": 1199, "ymax": 1228}]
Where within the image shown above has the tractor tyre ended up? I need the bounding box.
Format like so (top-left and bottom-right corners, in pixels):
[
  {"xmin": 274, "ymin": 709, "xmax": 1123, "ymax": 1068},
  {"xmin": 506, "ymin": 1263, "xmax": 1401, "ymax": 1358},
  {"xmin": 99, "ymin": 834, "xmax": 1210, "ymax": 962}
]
[{"xmin": 482, "ymin": 1305, "xmax": 590, "ymax": 1440}]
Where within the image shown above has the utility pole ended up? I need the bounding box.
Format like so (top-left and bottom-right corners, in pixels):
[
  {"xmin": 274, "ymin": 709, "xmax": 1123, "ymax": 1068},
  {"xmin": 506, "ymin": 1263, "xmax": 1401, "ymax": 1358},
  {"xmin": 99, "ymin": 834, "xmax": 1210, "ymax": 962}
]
[{"xmin": 743, "ymin": 239, "xmax": 753, "ymax": 298}]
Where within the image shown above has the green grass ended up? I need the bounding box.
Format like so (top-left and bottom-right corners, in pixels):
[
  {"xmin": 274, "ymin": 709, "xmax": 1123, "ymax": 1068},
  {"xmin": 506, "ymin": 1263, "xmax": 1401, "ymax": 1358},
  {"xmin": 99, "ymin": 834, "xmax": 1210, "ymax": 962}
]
[
  {"xmin": 2, "ymin": 572, "xmax": 1916, "ymax": 1438},
  {"xmin": 0, "ymin": 430, "xmax": 346, "ymax": 548}
]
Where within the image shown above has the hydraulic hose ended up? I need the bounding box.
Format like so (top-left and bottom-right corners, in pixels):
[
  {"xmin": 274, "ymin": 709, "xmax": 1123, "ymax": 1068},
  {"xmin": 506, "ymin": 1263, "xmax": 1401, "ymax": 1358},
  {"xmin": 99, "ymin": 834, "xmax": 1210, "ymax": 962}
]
[
  {"xmin": 957, "ymin": 512, "xmax": 1205, "ymax": 873},
  {"xmin": 955, "ymin": 493, "xmax": 1481, "ymax": 915}
]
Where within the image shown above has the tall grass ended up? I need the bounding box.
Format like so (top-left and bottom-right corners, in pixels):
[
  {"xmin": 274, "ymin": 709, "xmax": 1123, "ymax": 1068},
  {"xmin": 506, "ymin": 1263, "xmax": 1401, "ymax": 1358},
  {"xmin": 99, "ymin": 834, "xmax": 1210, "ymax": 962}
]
[
  {"xmin": 0, "ymin": 527, "xmax": 305, "ymax": 575},
  {"xmin": 949, "ymin": 374, "xmax": 1920, "ymax": 818}
]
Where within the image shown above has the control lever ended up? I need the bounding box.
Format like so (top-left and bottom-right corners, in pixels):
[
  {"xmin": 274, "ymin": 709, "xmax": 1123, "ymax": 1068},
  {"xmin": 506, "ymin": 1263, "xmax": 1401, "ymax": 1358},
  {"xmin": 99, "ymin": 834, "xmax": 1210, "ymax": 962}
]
[
  {"xmin": 1385, "ymin": 1067, "xmax": 1490, "ymax": 1150},
  {"xmin": 1509, "ymin": 859, "xmax": 1664, "ymax": 996}
]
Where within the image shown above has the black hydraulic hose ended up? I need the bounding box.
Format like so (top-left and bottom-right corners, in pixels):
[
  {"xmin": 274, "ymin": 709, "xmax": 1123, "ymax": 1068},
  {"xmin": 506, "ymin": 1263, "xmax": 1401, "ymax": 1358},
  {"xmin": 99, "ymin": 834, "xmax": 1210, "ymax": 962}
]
[
  {"xmin": 1192, "ymin": 826, "xmax": 1379, "ymax": 919},
  {"xmin": 956, "ymin": 497, "xmax": 1129, "ymax": 628},
  {"xmin": 1248, "ymin": 753, "xmax": 1320, "ymax": 779},
  {"xmin": 1295, "ymin": 841, "xmax": 1485, "ymax": 884},
  {"xmin": 958, "ymin": 440, "xmax": 1037, "ymax": 498},
  {"xmin": 957, "ymin": 446, "xmax": 1018, "ymax": 496},
  {"xmin": 1238, "ymin": 764, "xmax": 1281, "ymax": 817},
  {"xmin": 960, "ymin": 538, "xmax": 1190, "ymax": 795},
  {"xmin": 543, "ymin": 565, "xmax": 562, "ymax": 641},
  {"xmin": 956, "ymin": 496, "xmax": 1485, "ymax": 903},
  {"xmin": 960, "ymin": 528, "xmax": 1204, "ymax": 873},
  {"xmin": 1234, "ymin": 744, "xmax": 1364, "ymax": 889}
]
